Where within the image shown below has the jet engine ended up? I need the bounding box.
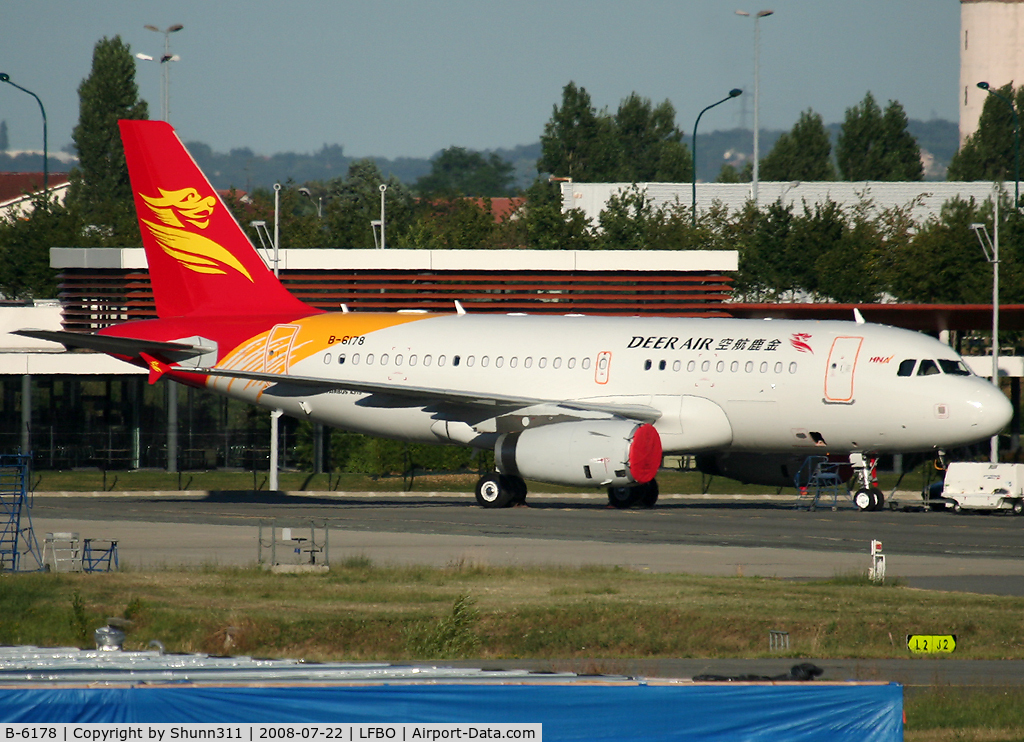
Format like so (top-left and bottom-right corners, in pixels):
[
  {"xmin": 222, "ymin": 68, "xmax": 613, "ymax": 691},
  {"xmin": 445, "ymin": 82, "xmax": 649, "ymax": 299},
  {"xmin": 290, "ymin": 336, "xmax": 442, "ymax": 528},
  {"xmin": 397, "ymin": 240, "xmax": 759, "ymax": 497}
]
[{"xmin": 496, "ymin": 420, "xmax": 662, "ymax": 488}]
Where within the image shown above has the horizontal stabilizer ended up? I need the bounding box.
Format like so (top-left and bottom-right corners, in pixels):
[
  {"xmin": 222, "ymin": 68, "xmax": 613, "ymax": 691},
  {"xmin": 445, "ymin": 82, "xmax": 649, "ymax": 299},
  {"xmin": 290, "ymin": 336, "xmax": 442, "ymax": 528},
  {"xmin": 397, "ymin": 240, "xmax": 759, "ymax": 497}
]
[
  {"xmin": 13, "ymin": 329, "xmax": 215, "ymax": 362},
  {"xmin": 197, "ymin": 366, "xmax": 662, "ymax": 423}
]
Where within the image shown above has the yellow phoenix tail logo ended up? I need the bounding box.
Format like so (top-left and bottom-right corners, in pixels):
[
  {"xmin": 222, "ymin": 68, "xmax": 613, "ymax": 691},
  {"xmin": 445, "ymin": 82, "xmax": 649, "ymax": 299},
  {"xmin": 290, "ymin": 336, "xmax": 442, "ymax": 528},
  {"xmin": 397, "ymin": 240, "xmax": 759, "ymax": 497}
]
[{"xmin": 140, "ymin": 187, "xmax": 253, "ymax": 282}]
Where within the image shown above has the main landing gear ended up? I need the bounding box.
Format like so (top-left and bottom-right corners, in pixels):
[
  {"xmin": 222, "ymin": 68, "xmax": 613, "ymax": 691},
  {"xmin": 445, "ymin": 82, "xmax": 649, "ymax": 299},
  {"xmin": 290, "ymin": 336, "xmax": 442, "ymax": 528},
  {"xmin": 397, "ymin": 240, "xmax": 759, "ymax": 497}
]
[
  {"xmin": 474, "ymin": 473, "xmax": 527, "ymax": 508},
  {"xmin": 607, "ymin": 480, "xmax": 659, "ymax": 509},
  {"xmin": 850, "ymin": 452, "xmax": 884, "ymax": 512}
]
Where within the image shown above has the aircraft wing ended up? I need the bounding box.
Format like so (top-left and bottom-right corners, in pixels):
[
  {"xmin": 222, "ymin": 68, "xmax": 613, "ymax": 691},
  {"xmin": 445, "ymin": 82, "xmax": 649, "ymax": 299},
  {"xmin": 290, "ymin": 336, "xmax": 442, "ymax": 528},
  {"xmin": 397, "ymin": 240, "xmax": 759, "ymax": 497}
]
[
  {"xmin": 196, "ymin": 366, "xmax": 662, "ymax": 423},
  {"xmin": 12, "ymin": 329, "xmax": 214, "ymax": 362}
]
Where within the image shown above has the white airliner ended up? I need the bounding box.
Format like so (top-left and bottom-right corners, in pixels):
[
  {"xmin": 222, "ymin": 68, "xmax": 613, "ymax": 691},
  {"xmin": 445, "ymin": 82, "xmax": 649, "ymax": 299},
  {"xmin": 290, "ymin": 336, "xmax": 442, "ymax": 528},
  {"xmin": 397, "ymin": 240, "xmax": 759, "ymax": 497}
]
[{"xmin": 15, "ymin": 121, "xmax": 1013, "ymax": 511}]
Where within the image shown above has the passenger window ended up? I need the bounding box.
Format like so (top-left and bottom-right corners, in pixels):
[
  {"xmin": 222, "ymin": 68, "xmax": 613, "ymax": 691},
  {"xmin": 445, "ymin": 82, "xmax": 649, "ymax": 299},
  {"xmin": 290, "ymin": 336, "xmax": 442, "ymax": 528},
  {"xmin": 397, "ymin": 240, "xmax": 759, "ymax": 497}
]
[
  {"xmin": 673, "ymin": 360, "xmax": 681, "ymax": 372},
  {"xmin": 380, "ymin": 354, "xmax": 389, "ymax": 365},
  {"xmin": 659, "ymin": 360, "xmax": 667, "ymax": 371},
  {"xmin": 701, "ymin": 361, "xmax": 710, "ymax": 372},
  {"xmin": 917, "ymin": 359, "xmax": 940, "ymax": 376},
  {"xmin": 567, "ymin": 358, "xmax": 576, "ymax": 369},
  {"xmin": 452, "ymin": 355, "xmax": 460, "ymax": 367},
  {"xmin": 938, "ymin": 359, "xmax": 971, "ymax": 376},
  {"xmin": 510, "ymin": 357, "xmax": 518, "ymax": 368},
  {"xmin": 409, "ymin": 355, "xmax": 417, "ymax": 366},
  {"xmin": 687, "ymin": 360, "xmax": 696, "ymax": 372},
  {"xmin": 760, "ymin": 361, "xmax": 768, "ymax": 373},
  {"xmin": 480, "ymin": 356, "xmax": 489, "ymax": 367},
  {"xmin": 338, "ymin": 354, "xmax": 346, "ymax": 365},
  {"xmin": 897, "ymin": 359, "xmax": 916, "ymax": 377},
  {"xmin": 788, "ymin": 362, "xmax": 797, "ymax": 374},
  {"xmin": 645, "ymin": 360, "xmax": 653, "ymax": 371},
  {"xmin": 553, "ymin": 357, "xmax": 562, "ymax": 369},
  {"xmin": 323, "ymin": 353, "xmax": 331, "ymax": 365},
  {"xmin": 539, "ymin": 358, "xmax": 548, "ymax": 369},
  {"xmin": 366, "ymin": 354, "xmax": 375, "ymax": 365},
  {"xmin": 467, "ymin": 356, "xmax": 475, "ymax": 367},
  {"xmin": 352, "ymin": 353, "xmax": 360, "ymax": 365},
  {"xmin": 496, "ymin": 357, "xmax": 504, "ymax": 368},
  {"xmin": 774, "ymin": 362, "xmax": 783, "ymax": 373},
  {"xmin": 582, "ymin": 358, "xmax": 591, "ymax": 370},
  {"xmin": 525, "ymin": 357, "xmax": 533, "ymax": 368},
  {"xmin": 423, "ymin": 355, "xmax": 431, "ymax": 366},
  {"xmin": 716, "ymin": 361, "xmax": 725, "ymax": 372},
  {"xmin": 730, "ymin": 361, "xmax": 739, "ymax": 373},
  {"xmin": 745, "ymin": 361, "xmax": 754, "ymax": 373},
  {"xmin": 395, "ymin": 355, "xmax": 403, "ymax": 366}
]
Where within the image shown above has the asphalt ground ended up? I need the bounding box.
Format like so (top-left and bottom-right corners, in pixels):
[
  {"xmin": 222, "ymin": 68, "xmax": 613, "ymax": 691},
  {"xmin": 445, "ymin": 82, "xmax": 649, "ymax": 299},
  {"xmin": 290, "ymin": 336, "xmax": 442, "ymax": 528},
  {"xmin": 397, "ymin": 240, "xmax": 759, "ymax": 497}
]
[
  {"xmin": 27, "ymin": 489, "xmax": 1024, "ymax": 593},
  {"xmin": 22, "ymin": 489, "xmax": 1024, "ymax": 688}
]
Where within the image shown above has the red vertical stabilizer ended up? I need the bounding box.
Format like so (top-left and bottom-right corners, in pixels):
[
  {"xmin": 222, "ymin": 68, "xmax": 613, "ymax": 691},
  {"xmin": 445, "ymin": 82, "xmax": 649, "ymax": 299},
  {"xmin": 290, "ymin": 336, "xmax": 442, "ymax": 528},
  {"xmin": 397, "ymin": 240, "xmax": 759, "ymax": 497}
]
[{"xmin": 119, "ymin": 120, "xmax": 313, "ymax": 320}]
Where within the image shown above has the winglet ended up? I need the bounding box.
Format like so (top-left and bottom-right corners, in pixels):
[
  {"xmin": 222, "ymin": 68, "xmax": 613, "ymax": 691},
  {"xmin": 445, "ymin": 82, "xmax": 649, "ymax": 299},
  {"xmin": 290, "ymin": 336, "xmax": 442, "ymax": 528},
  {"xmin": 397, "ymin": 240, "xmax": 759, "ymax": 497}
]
[
  {"xmin": 140, "ymin": 352, "xmax": 170, "ymax": 385},
  {"xmin": 853, "ymin": 308, "xmax": 866, "ymax": 325}
]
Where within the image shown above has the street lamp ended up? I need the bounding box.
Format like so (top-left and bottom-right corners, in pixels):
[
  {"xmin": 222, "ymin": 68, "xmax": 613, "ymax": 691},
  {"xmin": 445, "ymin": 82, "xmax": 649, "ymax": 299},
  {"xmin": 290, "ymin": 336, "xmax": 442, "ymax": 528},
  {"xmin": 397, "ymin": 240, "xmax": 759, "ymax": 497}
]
[
  {"xmin": 692, "ymin": 89, "xmax": 743, "ymax": 227},
  {"xmin": 0, "ymin": 73, "xmax": 48, "ymax": 193},
  {"xmin": 972, "ymin": 201, "xmax": 1001, "ymax": 463},
  {"xmin": 977, "ymin": 82, "xmax": 1020, "ymax": 208},
  {"xmin": 736, "ymin": 9, "xmax": 774, "ymax": 206},
  {"xmin": 140, "ymin": 24, "xmax": 183, "ymax": 122}
]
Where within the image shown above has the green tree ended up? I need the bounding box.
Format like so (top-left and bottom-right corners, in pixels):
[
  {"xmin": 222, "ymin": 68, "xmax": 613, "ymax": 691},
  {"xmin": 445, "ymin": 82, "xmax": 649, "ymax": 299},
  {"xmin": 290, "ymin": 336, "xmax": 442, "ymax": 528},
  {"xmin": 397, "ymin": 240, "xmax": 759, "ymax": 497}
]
[
  {"xmin": 503, "ymin": 179, "xmax": 596, "ymax": 251},
  {"xmin": 836, "ymin": 92, "xmax": 922, "ymax": 181},
  {"xmin": 612, "ymin": 93, "xmax": 692, "ymax": 182},
  {"xmin": 538, "ymin": 82, "xmax": 616, "ymax": 180},
  {"xmin": 66, "ymin": 36, "xmax": 149, "ymax": 243},
  {"xmin": 948, "ymin": 83, "xmax": 1024, "ymax": 183},
  {"xmin": 886, "ymin": 197, "xmax": 990, "ymax": 303},
  {"xmin": 400, "ymin": 197, "xmax": 499, "ymax": 250},
  {"xmin": 322, "ymin": 160, "xmax": 415, "ymax": 249},
  {"xmin": 415, "ymin": 147, "xmax": 516, "ymax": 197},
  {"xmin": 0, "ymin": 195, "xmax": 83, "ymax": 299},
  {"xmin": 760, "ymin": 109, "xmax": 836, "ymax": 181}
]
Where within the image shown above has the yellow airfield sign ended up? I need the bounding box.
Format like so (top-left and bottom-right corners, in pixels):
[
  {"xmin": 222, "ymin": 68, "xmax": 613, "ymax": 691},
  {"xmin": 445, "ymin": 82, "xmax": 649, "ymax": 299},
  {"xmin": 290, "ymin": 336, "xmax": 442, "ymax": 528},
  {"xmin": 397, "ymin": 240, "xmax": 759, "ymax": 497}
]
[{"xmin": 906, "ymin": 635, "xmax": 957, "ymax": 653}]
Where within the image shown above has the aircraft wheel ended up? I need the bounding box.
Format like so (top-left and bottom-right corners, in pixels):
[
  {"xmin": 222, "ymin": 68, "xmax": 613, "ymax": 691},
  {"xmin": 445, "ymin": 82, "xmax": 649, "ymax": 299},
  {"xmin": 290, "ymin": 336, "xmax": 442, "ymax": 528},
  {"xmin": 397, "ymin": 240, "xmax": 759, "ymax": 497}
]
[
  {"xmin": 869, "ymin": 488, "xmax": 885, "ymax": 512},
  {"xmin": 638, "ymin": 480, "xmax": 659, "ymax": 508},
  {"xmin": 953, "ymin": 502, "xmax": 963, "ymax": 514},
  {"xmin": 502, "ymin": 475, "xmax": 528, "ymax": 505},
  {"xmin": 476, "ymin": 474, "xmax": 514, "ymax": 508},
  {"xmin": 608, "ymin": 485, "xmax": 640, "ymax": 509},
  {"xmin": 1013, "ymin": 500, "xmax": 1024, "ymax": 515},
  {"xmin": 853, "ymin": 488, "xmax": 874, "ymax": 512}
]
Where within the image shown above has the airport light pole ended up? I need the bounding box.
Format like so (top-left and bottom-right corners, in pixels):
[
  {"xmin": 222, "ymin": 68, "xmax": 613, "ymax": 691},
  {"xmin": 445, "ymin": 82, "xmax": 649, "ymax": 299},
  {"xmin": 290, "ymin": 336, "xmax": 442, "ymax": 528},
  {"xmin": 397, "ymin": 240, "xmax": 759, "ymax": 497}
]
[
  {"xmin": 971, "ymin": 196, "xmax": 1001, "ymax": 463},
  {"xmin": 692, "ymin": 89, "xmax": 743, "ymax": 227},
  {"xmin": 0, "ymin": 73, "xmax": 48, "ymax": 193},
  {"xmin": 736, "ymin": 10, "xmax": 774, "ymax": 206},
  {"xmin": 977, "ymin": 82, "xmax": 1020, "ymax": 209},
  {"xmin": 139, "ymin": 24, "xmax": 183, "ymax": 122}
]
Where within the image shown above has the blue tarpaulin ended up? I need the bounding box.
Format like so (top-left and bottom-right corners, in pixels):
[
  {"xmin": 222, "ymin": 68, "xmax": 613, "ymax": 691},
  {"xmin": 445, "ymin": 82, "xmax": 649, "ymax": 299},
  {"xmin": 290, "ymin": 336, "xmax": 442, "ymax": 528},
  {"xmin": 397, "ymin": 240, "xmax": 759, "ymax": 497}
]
[{"xmin": 0, "ymin": 683, "xmax": 902, "ymax": 741}]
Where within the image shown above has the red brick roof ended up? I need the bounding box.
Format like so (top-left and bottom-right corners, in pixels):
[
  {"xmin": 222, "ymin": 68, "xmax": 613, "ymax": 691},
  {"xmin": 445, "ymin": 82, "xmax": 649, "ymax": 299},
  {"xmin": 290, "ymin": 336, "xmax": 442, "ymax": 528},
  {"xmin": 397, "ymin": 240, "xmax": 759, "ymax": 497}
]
[{"xmin": 0, "ymin": 172, "xmax": 71, "ymax": 203}]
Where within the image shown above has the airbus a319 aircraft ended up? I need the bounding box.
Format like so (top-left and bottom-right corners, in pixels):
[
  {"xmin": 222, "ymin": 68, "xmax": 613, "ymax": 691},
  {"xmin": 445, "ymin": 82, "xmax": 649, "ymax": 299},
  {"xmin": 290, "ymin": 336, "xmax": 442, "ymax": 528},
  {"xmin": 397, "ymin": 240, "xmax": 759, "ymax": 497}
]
[{"xmin": 16, "ymin": 121, "xmax": 1013, "ymax": 510}]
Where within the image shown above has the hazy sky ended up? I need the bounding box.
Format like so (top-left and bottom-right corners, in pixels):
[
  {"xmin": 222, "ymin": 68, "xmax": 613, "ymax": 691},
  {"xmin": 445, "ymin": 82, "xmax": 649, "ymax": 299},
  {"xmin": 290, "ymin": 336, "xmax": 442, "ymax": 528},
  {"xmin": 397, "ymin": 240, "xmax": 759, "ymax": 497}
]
[{"xmin": 2, "ymin": 1, "xmax": 959, "ymax": 160}]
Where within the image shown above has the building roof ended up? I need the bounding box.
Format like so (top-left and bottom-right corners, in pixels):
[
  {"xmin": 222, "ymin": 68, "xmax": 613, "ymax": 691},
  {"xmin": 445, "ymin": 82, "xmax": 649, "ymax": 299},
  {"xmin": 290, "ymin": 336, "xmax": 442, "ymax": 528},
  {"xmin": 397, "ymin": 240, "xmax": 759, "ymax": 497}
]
[{"xmin": 0, "ymin": 172, "xmax": 71, "ymax": 205}]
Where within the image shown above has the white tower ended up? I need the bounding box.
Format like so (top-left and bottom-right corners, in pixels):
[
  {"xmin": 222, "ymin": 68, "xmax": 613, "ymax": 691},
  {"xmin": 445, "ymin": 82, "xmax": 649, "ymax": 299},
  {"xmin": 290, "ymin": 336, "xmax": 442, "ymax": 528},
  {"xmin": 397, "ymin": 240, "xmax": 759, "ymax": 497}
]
[{"xmin": 960, "ymin": 0, "xmax": 1024, "ymax": 144}]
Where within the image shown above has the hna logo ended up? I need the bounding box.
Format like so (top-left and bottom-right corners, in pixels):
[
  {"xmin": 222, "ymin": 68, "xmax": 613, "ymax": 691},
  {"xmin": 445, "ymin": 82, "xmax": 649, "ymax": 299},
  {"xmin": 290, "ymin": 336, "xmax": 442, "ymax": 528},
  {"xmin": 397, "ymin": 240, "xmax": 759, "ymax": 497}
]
[
  {"xmin": 140, "ymin": 187, "xmax": 254, "ymax": 282},
  {"xmin": 869, "ymin": 355, "xmax": 894, "ymax": 364},
  {"xmin": 790, "ymin": 332, "xmax": 813, "ymax": 354}
]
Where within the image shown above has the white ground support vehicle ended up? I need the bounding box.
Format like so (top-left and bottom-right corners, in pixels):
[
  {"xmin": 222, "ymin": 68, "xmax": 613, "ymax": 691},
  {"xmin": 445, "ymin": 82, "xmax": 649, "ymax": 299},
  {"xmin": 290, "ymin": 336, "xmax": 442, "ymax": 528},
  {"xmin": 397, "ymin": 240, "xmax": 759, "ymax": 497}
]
[{"xmin": 940, "ymin": 462, "xmax": 1024, "ymax": 514}]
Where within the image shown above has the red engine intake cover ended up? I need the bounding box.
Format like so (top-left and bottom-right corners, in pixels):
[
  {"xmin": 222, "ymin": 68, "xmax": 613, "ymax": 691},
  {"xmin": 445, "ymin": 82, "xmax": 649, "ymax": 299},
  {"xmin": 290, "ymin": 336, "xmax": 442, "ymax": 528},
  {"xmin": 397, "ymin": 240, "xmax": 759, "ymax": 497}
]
[{"xmin": 628, "ymin": 423, "xmax": 662, "ymax": 483}]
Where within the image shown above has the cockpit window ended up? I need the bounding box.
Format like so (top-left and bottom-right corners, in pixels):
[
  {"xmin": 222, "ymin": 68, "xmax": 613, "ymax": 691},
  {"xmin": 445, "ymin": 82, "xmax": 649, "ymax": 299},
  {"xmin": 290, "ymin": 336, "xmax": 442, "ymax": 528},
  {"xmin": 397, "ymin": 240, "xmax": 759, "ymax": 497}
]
[
  {"xmin": 897, "ymin": 359, "xmax": 916, "ymax": 377},
  {"xmin": 917, "ymin": 359, "xmax": 940, "ymax": 376},
  {"xmin": 938, "ymin": 359, "xmax": 972, "ymax": 376}
]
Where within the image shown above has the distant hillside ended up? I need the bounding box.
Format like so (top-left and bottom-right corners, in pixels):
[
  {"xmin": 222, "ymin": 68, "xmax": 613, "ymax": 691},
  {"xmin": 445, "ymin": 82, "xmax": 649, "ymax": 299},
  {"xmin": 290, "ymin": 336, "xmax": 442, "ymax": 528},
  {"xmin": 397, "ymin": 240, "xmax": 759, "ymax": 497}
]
[{"xmin": 0, "ymin": 119, "xmax": 959, "ymax": 192}]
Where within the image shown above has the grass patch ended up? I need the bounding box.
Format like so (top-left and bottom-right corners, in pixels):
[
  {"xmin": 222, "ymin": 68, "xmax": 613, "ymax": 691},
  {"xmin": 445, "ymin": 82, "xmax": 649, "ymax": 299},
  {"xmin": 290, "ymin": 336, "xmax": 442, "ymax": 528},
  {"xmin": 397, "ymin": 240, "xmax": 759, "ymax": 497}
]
[
  {"xmin": 905, "ymin": 687, "xmax": 1024, "ymax": 741},
  {"xmin": 2, "ymin": 564, "xmax": 1024, "ymax": 661}
]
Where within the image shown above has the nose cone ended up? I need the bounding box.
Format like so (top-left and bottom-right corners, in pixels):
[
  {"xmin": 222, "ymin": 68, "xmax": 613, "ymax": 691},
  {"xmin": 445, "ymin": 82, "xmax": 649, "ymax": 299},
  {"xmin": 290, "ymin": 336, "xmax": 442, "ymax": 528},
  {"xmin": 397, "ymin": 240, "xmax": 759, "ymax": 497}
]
[{"xmin": 966, "ymin": 380, "xmax": 1014, "ymax": 440}]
